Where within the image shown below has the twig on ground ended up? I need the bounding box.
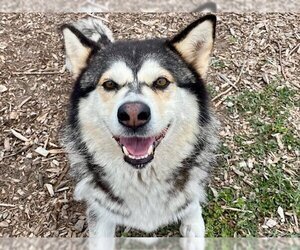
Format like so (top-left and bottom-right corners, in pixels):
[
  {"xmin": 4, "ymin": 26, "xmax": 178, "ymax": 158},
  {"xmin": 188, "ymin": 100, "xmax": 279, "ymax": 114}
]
[
  {"xmin": 0, "ymin": 203, "xmax": 16, "ymax": 208},
  {"xmin": 218, "ymin": 73, "xmax": 238, "ymax": 90},
  {"xmin": 55, "ymin": 164, "xmax": 70, "ymax": 190},
  {"xmin": 221, "ymin": 206, "xmax": 253, "ymax": 213},
  {"xmin": 212, "ymin": 87, "xmax": 233, "ymax": 102},
  {"xmin": 85, "ymin": 13, "xmax": 110, "ymax": 23},
  {"xmin": 12, "ymin": 71, "xmax": 62, "ymax": 76},
  {"xmin": 2, "ymin": 144, "xmax": 31, "ymax": 159},
  {"xmin": 276, "ymin": 41, "xmax": 287, "ymax": 81}
]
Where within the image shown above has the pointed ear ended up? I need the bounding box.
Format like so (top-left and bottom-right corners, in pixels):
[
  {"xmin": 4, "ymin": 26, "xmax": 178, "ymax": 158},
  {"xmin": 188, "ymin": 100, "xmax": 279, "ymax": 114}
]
[
  {"xmin": 62, "ymin": 18, "xmax": 114, "ymax": 78},
  {"xmin": 62, "ymin": 25, "xmax": 95, "ymax": 78},
  {"xmin": 169, "ymin": 14, "xmax": 216, "ymax": 77}
]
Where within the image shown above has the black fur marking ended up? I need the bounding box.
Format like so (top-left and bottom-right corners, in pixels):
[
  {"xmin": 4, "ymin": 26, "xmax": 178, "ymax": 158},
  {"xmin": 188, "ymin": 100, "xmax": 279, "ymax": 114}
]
[
  {"xmin": 61, "ymin": 24, "xmax": 100, "ymax": 49},
  {"xmin": 170, "ymin": 14, "xmax": 216, "ymax": 44},
  {"xmin": 169, "ymin": 139, "xmax": 205, "ymax": 193},
  {"xmin": 95, "ymin": 198, "xmax": 130, "ymax": 217},
  {"xmin": 69, "ymin": 137, "xmax": 124, "ymax": 206},
  {"xmin": 85, "ymin": 152, "xmax": 124, "ymax": 205},
  {"xmin": 68, "ymin": 78, "xmax": 96, "ymax": 128},
  {"xmin": 180, "ymin": 74, "xmax": 210, "ymax": 125},
  {"xmin": 175, "ymin": 200, "xmax": 192, "ymax": 215}
]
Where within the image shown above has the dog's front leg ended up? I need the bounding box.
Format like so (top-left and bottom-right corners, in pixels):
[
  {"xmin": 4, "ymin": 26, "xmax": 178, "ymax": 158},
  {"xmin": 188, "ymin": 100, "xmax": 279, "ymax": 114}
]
[
  {"xmin": 180, "ymin": 203, "xmax": 205, "ymax": 238},
  {"xmin": 88, "ymin": 208, "xmax": 116, "ymax": 250},
  {"xmin": 87, "ymin": 208, "xmax": 116, "ymax": 237}
]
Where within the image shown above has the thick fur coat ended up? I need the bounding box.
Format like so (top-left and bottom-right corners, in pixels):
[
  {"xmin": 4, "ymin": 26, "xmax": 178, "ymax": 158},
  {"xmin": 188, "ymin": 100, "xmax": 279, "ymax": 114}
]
[{"xmin": 62, "ymin": 15, "xmax": 219, "ymax": 238}]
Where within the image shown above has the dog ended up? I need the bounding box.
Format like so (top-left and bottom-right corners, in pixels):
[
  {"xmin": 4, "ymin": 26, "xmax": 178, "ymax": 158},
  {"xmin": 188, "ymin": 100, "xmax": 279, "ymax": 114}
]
[{"xmin": 61, "ymin": 14, "xmax": 219, "ymax": 238}]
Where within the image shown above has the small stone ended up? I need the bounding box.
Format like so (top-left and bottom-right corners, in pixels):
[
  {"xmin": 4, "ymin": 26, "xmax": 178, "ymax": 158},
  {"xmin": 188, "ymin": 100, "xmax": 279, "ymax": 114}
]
[{"xmin": 74, "ymin": 219, "xmax": 85, "ymax": 232}]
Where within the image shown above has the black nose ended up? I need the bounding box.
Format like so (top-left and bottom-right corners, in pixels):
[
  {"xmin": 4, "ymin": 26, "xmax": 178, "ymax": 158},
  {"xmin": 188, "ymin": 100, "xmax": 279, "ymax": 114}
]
[{"xmin": 117, "ymin": 102, "xmax": 151, "ymax": 129}]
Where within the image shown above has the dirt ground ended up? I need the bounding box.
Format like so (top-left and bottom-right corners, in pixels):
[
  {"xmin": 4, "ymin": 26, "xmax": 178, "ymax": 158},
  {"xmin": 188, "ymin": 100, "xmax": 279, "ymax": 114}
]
[{"xmin": 0, "ymin": 13, "xmax": 299, "ymax": 237}]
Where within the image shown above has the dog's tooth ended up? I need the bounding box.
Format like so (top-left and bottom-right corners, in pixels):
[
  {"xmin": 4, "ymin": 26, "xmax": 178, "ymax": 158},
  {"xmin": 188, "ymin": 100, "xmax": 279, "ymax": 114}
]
[
  {"xmin": 123, "ymin": 146, "xmax": 129, "ymax": 156},
  {"xmin": 147, "ymin": 145, "xmax": 153, "ymax": 155}
]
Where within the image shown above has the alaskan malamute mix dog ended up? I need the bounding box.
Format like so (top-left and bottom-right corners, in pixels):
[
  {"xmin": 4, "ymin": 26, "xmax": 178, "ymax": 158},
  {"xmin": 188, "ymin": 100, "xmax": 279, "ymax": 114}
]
[{"xmin": 62, "ymin": 14, "xmax": 219, "ymax": 238}]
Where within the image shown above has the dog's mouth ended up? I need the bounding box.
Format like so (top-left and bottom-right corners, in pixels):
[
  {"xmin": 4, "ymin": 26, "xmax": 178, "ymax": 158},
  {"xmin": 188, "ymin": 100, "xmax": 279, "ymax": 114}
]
[{"xmin": 114, "ymin": 126, "xmax": 169, "ymax": 169}]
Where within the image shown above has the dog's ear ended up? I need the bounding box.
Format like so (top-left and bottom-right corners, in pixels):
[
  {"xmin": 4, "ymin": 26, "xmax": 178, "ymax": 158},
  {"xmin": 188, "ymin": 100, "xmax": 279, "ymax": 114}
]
[
  {"xmin": 62, "ymin": 18, "xmax": 114, "ymax": 78},
  {"xmin": 169, "ymin": 14, "xmax": 216, "ymax": 77}
]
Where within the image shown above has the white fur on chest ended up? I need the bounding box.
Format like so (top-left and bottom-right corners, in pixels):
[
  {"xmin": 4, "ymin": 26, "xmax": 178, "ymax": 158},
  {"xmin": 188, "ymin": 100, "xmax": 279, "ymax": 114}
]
[{"xmin": 74, "ymin": 161, "xmax": 204, "ymax": 232}]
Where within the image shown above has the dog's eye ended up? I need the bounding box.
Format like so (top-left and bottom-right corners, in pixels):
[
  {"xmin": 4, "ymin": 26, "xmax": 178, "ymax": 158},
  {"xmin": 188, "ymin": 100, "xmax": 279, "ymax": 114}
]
[
  {"xmin": 102, "ymin": 80, "xmax": 118, "ymax": 91},
  {"xmin": 153, "ymin": 77, "xmax": 170, "ymax": 90}
]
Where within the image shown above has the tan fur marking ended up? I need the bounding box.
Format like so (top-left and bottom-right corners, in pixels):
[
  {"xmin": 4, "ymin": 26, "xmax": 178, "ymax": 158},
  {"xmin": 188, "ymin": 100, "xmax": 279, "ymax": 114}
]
[
  {"xmin": 98, "ymin": 61, "xmax": 134, "ymax": 86},
  {"xmin": 72, "ymin": 47, "xmax": 91, "ymax": 78},
  {"xmin": 97, "ymin": 86, "xmax": 114, "ymax": 103},
  {"xmin": 173, "ymin": 20, "xmax": 214, "ymax": 77},
  {"xmin": 63, "ymin": 28, "xmax": 92, "ymax": 78},
  {"xmin": 138, "ymin": 59, "xmax": 175, "ymax": 85}
]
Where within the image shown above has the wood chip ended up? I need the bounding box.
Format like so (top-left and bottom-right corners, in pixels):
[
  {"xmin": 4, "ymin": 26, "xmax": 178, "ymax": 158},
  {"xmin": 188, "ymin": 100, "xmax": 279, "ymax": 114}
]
[
  {"xmin": 0, "ymin": 84, "xmax": 7, "ymax": 93},
  {"xmin": 10, "ymin": 111, "xmax": 18, "ymax": 120},
  {"xmin": 266, "ymin": 219, "xmax": 277, "ymax": 228},
  {"xmin": 231, "ymin": 166, "xmax": 245, "ymax": 177},
  {"xmin": 277, "ymin": 206, "xmax": 285, "ymax": 222},
  {"xmin": 272, "ymin": 133, "xmax": 284, "ymax": 150},
  {"xmin": 0, "ymin": 221, "xmax": 9, "ymax": 227},
  {"xmin": 35, "ymin": 147, "xmax": 49, "ymax": 157},
  {"xmin": 44, "ymin": 184, "xmax": 54, "ymax": 197},
  {"xmin": 210, "ymin": 187, "xmax": 219, "ymax": 198},
  {"xmin": 221, "ymin": 206, "xmax": 253, "ymax": 213},
  {"xmin": 4, "ymin": 138, "xmax": 10, "ymax": 151},
  {"xmin": 0, "ymin": 203, "xmax": 16, "ymax": 208},
  {"xmin": 48, "ymin": 149, "xmax": 65, "ymax": 154},
  {"xmin": 18, "ymin": 96, "xmax": 32, "ymax": 108},
  {"xmin": 10, "ymin": 129, "xmax": 29, "ymax": 142},
  {"xmin": 74, "ymin": 219, "xmax": 85, "ymax": 232}
]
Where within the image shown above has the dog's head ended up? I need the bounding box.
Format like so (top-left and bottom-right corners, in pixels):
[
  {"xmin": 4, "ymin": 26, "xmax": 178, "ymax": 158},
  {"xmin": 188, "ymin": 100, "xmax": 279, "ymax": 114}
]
[{"xmin": 63, "ymin": 15, "xmax": 216, "ymax": 169}]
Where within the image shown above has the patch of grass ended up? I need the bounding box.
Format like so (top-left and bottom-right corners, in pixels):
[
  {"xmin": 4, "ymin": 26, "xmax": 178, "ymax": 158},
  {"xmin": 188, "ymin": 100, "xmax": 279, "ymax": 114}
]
[
  {"xmin": 205, "ymin": 83, "xmax": 299, "ymax": 237},
  {"xmin": 231, "ymin": 84, "xmax": 299, "ymax": 157},
  {"xmin": 207, "ymin": 83, "xmax": 218, "ymax": 99},
  {"xmin": 211, "ymin": 57, "xmax": 226, "ymax": 69},
  {"xmin": 204, "ymin": 186, "xmax": 257, "ymax": 237},
  {"xmin": 228, "ymin": 35, "xmax": 238, "ymax": 44}
]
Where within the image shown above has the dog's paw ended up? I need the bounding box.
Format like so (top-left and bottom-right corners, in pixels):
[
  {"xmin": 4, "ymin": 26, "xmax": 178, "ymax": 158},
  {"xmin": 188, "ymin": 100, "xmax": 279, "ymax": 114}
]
[
  {"xmin": 180, "ymin": 238, "xmax": 205, "ymax": 250},
  {"xmin": 180, "ymin": 222, "xmax": 205, "ymax": 238}
]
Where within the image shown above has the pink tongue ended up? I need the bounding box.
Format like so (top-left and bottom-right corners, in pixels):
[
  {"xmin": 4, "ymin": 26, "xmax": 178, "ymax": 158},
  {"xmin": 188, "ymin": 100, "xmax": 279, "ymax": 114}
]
[{"xmin": 120, "ymin": 137, "xmax": 155, "ymax": 156}]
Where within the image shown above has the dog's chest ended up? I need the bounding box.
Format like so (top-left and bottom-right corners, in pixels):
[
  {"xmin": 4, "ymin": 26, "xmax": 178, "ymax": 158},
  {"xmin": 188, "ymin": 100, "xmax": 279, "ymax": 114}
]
[{"xmin": 113, "ymin": 169, "xmax": 185, "ymax": 231}]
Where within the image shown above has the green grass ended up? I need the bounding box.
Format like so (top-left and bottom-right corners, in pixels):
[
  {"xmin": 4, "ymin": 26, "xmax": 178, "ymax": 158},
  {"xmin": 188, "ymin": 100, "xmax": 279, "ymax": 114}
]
[
  {"xmin": 204, "ymin": 83, "xmax": 299, "ymax": 237},
  {"xmin": 210, "ymin": 57, "xmax": 227, "ymax": 69}
]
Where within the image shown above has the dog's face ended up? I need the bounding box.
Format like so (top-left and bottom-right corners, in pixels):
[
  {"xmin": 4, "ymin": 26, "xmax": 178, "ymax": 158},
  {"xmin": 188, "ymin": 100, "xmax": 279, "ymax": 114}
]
[{"xmin": 63, "ymin": 15, "xmax": 216, "ymax": 169}]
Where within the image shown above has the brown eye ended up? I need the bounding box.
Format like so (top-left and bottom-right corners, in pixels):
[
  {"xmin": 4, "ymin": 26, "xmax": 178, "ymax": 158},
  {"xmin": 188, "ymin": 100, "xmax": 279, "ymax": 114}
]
[
  {"xmin": 153, "ymin": 77, "xmax": 170, "ymax": 89},
  {"xmin": 102, "ymin": 80, "xmax": 118, "ymax": 91}
]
